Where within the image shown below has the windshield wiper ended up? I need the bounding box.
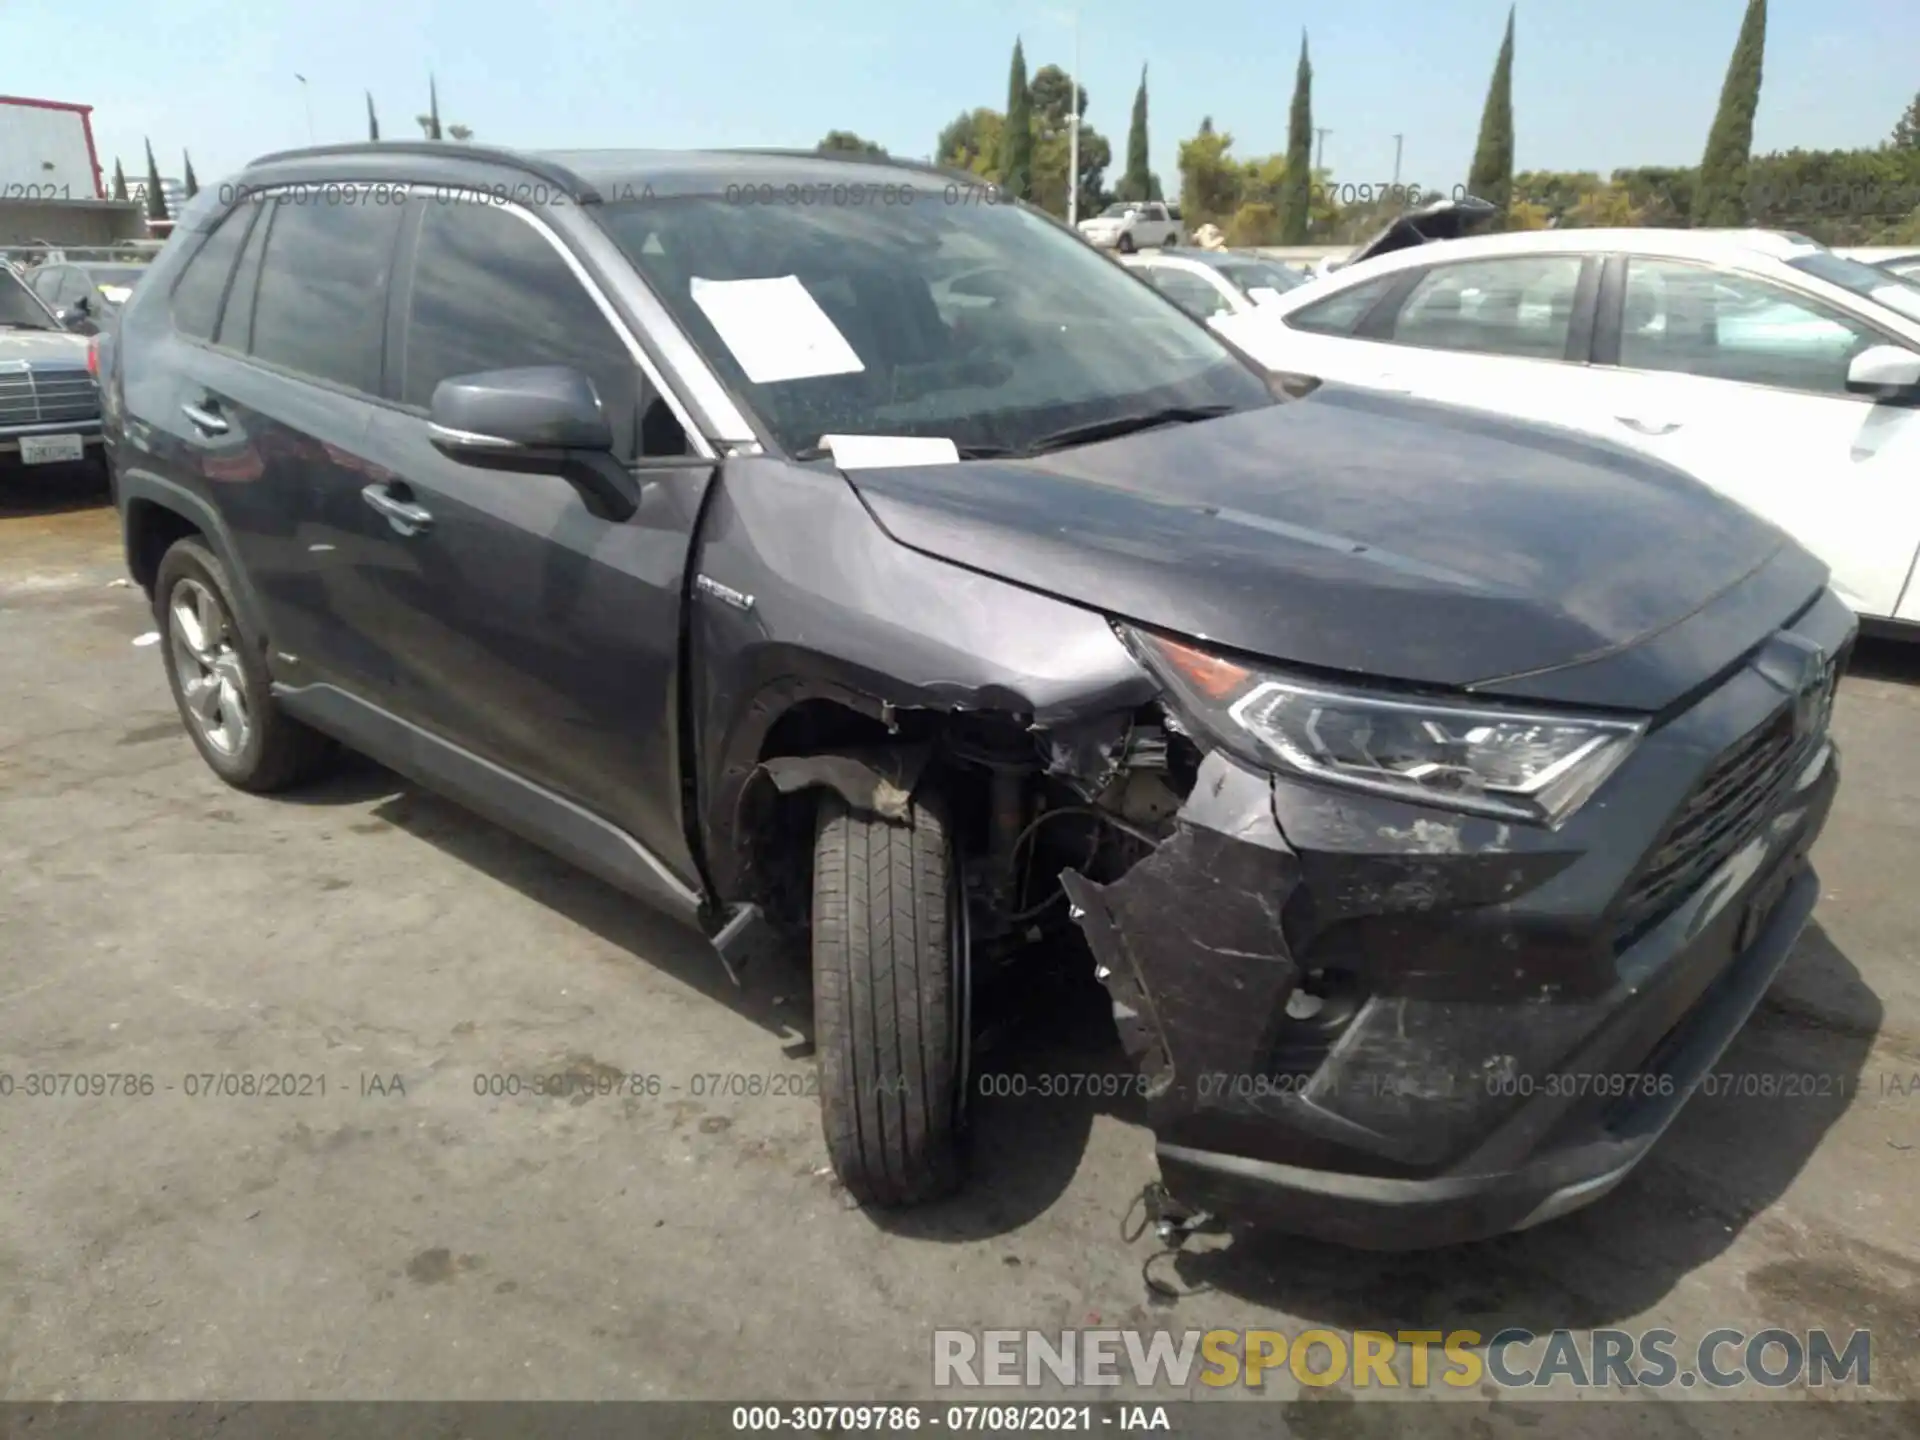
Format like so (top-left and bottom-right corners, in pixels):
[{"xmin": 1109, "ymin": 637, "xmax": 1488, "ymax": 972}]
[
  {"xmin": 1017, "ymin": 404, "xmax": 1237, "ymax": 457},
  {"xmin": 793, "ymin": 441, "xmax": 1016, "ymax": 463}
]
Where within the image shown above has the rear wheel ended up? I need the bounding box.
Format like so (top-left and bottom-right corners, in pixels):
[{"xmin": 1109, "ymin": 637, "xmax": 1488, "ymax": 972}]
[
  {"xmin": 811, "ymin": 790, "xmax": 966, "ymax": 1207},
  {"xmin": 155, "ymin": 537, "xmax": 334, "ymax": 793}
]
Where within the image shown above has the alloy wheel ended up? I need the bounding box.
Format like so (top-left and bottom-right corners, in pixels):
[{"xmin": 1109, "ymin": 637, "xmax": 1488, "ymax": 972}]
[{"xmin": 168, "ymin": 578, "xmax": 251, "ymax": 757}]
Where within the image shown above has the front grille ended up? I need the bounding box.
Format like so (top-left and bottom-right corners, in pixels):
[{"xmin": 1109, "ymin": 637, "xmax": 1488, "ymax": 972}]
[
  {"xmin": 0, "ymin": 367, "xmax": 101, "ymax": 427},
  {"xmin": 1610, "ymin": 661, "xmax": 1833, "ymax": 954}
]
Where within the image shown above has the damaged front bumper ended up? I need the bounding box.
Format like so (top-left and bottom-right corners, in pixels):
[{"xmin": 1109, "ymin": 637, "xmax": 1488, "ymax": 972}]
[{"xmin": 1062, "ymin": 604, "xmax": 1850, "ymax": 1251}]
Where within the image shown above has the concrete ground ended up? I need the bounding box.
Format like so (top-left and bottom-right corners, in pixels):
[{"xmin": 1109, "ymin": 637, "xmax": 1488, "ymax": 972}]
[{"xmin": 2, "ymin": 473, "xmax": 1917, "ymax": 1423}]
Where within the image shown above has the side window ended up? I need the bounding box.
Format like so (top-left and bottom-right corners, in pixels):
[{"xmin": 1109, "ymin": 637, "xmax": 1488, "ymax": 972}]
[
  {"xmin": 58, "ymin": 272, "xmax": 90, "ymax": 307},
  {"xmin": 402, "ymin": 198, "xmax": 684, "ymax": 458},
  {"xmin": 1389, "ymin": 256, "xmax": 1584, "ymax": 360},
  {"xmin": 169, "ymin": 208, "xmax": 253, "ymax": 341},
  {"xmin": 249, "ymin": 194, "xmax": 404, "ymax": 393},
  {"xmin": 1619, "ymin": 259, "xmax": 1881, "ymax": 397},
  {"xmin": 215, "ymin": 202, "xmax": 271, "ymax": 351},
  {"xmin": 1142, "ymin": 266, "xmax": 1233, "ymax": 322},
  {"xmin": 1145, "ymin": 204, "xmax": 1169, "ymax": 223},
  {"xmin": 1285, "ymin": 274, "xmax": 1399, "ymax": 336},
  {"xmin": 29, "ymin": 267, "xmax": 62, "ymax": 302}
]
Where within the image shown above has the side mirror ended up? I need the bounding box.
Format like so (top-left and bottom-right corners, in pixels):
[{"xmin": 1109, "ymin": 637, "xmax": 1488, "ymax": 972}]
[
  {"xmin": 1846, "ymin": 344, "xmax": 1920, "ymax": 399},
  {"xmin": 428, "ymin": 366, "xmax": 637, "ymax": 518},
  {"xmin": 56, "ymin": 306, "xmax": 96, "ymax": 334},
  {"xmin": 73, "ymin": 293, "xmax": 93, "ymax": 314}
]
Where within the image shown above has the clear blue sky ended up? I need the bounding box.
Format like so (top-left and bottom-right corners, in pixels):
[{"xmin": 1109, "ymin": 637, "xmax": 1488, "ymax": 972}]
[{"xmin": 8, "ymin": 0, "xmax": 1915, "ymax": 197}]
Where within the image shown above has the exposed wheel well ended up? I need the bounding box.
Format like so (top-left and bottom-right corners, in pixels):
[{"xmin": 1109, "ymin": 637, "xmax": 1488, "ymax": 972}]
[{"xmin": 125, "ymin": 499, "xmax": 203, "ymax": 598}]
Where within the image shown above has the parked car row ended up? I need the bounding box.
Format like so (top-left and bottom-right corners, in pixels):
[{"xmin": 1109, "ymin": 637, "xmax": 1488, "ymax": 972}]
[
  {"xmin": 0, "ymin": 264, "xmax": 109, "ymax": 472},
  {"xmin": 1201, "ymin": 210, "xmax": 1920, "ymax": 631}
]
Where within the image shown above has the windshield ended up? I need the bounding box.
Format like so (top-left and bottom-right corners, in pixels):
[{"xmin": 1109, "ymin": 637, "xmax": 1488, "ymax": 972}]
[
  {"xmin": 1211, "ymin": 259, "xmax": 1307, "ymax": 297},
  {"xmin": 0, "ymin": 270, "xmax": 54, "ymax": 329},
  {"xmin": 1098, "ymin": 203, "xmax": 1136, "ymax": 218},
  {"xmin": 1787, "ymin": 250, "xmax": 1920, "ymax": 326},
  {"xmin": 596, "ymin": 194, "xmax": 1272, "ymax": 456}
]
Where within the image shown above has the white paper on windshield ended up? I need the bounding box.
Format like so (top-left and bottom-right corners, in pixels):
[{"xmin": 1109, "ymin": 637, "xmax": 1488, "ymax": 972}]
[
  {"xmin": 688, "ymin": 275, "xmax": 865, "ymax": 384},
  {"xmin": 822, "ymin": 434, "xmax": 961, "ymax": 469},
  {"xmin": 98, "ymin": 285, "xmax": 134, "ymax": 304},
  {"xmin": 1248, "ymin": 286, "xmax": 1284, "ymax": 306}
]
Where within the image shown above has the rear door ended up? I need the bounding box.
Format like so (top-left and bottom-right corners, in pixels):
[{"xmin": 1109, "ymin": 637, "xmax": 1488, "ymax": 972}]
[
  {"xmin": 195, "ymin": 188, "xmax": 411, "ymax": 698},
  {"xmin": 350, "ymin": 191, "xmax": 715, "ymax": 886},
  {"xmin": 1584, "ymin": 256, "xmax": 1920, "ymax": 619}
]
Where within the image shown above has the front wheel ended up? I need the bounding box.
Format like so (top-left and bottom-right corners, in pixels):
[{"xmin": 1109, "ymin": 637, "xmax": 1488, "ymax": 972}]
[
  {"xmin": 1115, "ymin": 233, "xmax": 1136, "ymax": 254},
  {"xmin": 811, "ymin": 790, "xmax": 966, "ymax": 1207}
]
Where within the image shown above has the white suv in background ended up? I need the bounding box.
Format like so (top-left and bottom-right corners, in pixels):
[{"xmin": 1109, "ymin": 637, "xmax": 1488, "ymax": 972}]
[
  {"xmin": 1227, "ymin": 226, "xmax": 1920, "ymax": 630},
  {"xmin": 1078, "ymin": 201, "xmax": 1182, "ymax": 253}
]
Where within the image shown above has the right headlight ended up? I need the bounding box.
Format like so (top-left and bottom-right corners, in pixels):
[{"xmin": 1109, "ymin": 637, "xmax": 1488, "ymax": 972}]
[{"xmin": 1124, "ymin": 628, "xmax": 1646, "ymax": 828}]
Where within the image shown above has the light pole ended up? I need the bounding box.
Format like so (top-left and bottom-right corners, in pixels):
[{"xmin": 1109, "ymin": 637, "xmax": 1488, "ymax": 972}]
[
  {"xmin": 1314, "ymin": 127, "xmax": 1332, "ymax": 173},
  {"xmin": 1067, "ymin": 9, "xmax": 1080, "ymax": 227},
  {"xmin": 1392, "ymin": 133, "xmax": 1404, "ymax": 190},
  {"xmin": 295, "ymin": 74, "xmax": 315, "ymax": 143}
]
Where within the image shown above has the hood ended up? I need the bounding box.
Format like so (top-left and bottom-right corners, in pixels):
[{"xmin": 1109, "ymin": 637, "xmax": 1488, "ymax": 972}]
[
  {"xmin": 0, "ymin": 330, "xmax": 89, "ymax": 364},
  {"xmin": 1344, "ymin": 194, "xmax": 1500, "ymax": 267},
  {"xmin": 840, "ymin": 385, "xmax": 1821, "ymax": 712}
]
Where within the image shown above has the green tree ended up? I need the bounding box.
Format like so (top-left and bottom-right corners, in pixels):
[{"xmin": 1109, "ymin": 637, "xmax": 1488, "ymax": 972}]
[
  {"xmin": 182, "ymin": 151, "xmax": 199, "ymax": 199},
  {"xmin": 143, "ymin": 140, "xmax": 170, "ymax": 222},
  {"xmin": 1001, "ymin": 39, "xmax": 1034, "ymax": 200},
  {"xmin": 367, "ymin": 92, "xmax": 381, "ymax": 142},
  {"xmin": 1512, "ymin": 170, "xmax": 1603, "ymax": 223},
  {"xmin": 937, "ymin": 108, "xmax": 1002, "ymax": 176},
  {"xmin": 1612, "ymin": 165, "xmax": 1695, "ymax": 225},
  {"xmin": 417, "ymin": 76, "xmax": 443, "ymax": 140},
  {"xmin": 817, "ymin": 130, "xmax": 887, "ymax": 155},
  {"xmin": 1891, "ymin": 91, "xmax": 1920, "ymax": 150},
  {"xmin": 1279, "ymin": 32, "xmax": 1314, "ymax": 242},
  {"xmin": 1027, "ymin": 64, "xmax": 1109, "ymax": 217},
  {"xmin": 1177, "ymin": 118, "xmax": 1243, "ymax": 229},
  {"xmin": 1116, "ymin": 65, "xmax": 1157, "ymax": 203},
  {"xmin": 110, "ymin": 158, "xmax": 129, "ymax": 202},
  {"xmin": 1693, "ymin": 0, "xmax": 1766, "ymax": 227},
  {"xmin": 1467, "ymin": 6, "xmax": 1516, "ymax": 221}
]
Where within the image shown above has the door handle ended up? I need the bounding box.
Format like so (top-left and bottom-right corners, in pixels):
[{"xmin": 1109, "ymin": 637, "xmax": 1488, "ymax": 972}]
[
  {"xmin": 361, "ymin": 483, "xmax": 434, "ymax": 537},
  {"xmin": 1616, "ymin": 416, "xmax": 1682, "ymax": 437},
  {"xmin": 181, "ymin": 401, "xmax": 228, "ymax": 435}
]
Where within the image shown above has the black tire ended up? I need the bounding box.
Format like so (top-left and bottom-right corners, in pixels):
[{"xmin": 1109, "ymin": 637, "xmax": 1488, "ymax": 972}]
[
  {"xmin": 154, "ymin": 537, "xmax": 335, "ymax": 793},
  {"xmin": 812, "ymin": 790, "xmax": 965, "ymax": 1207},
  {"xmin": 1115, "ymin": 233, "xmax": 1136, "ymax": 254}
]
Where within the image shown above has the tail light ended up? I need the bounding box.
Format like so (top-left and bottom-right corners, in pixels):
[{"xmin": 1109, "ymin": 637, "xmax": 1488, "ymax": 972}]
[{"xmin": 86, "ymin": 335, "xmax": 100, "ymax": 377}]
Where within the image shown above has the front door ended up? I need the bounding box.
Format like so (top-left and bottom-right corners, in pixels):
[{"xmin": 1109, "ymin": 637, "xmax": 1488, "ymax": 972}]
[
  {"xmin": 1585, "ymin": 256, "xmax": 1920, "ymax": 619},
  {"xmin": 350, "ymin": 193, "xmax": 715, "ymax": 887}
]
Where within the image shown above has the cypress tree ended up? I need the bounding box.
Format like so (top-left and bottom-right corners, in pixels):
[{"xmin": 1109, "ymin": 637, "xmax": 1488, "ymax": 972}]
[
  {"xmin": 1279, "ymin": 33, "xmax": 1314, "ymax": 243},
  {"xmin": 1467, "ymin": 6, "xmax": 1516, "ymax": 220},
  {"xmin": 1001, "ymin": 39, "xmax": 1033, "ymax": 200},
  {"xmin": 143, "ymin": 140, "xmax": 170, "ymax": 222},
  {"xmin": 110, "ymin": 159, "xmax": 129, "ymax": 202},
  {"xmin": 183, "ymin": 151, "xmax": 199, "ymax": 199},
  {"xmin": 1119, "ymin": 65, "xmax": 1151, "ymax": 202},
  {"xmin": 367, "ymin": 92, "xmax": 381, "ymax": 142},
  {"xmin": 1693, "ymin": 0, "xmax": 1767, "ymax": 226}
]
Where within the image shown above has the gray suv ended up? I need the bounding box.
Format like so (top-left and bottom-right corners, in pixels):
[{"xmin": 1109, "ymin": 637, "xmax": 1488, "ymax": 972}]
[{"xmin": 102, "ymin": 142, "xmax": 1849, "ymax": 1248}]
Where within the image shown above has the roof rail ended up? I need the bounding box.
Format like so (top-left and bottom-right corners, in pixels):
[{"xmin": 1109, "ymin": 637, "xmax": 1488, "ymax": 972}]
[
  {"xmin": 242, "ymin": 141, "xmax": 599, "ymax": 202},
  {"xmin": 723, "ymin": 147, "xmax": 990, "ymax": 191}
]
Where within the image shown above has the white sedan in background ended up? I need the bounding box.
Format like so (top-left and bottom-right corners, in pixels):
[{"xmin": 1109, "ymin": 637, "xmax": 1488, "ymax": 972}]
[
  {"xmin": 1120, "ymin": 249, "xmax": 1313, "ymax": 323},
  {"xmin": 1221, "ymin": 225, "xmax": 1920, "ymax": 630}
]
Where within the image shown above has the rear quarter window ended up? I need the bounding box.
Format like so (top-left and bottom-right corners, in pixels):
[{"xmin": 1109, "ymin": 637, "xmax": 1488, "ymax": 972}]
[
  {"xmin": 1284, "ymin": 274, "xmax": 1399, "ymax": 336},
  {"xmin": 168, "ymin": 207, "xmax": 253, "ymax": 341}
]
